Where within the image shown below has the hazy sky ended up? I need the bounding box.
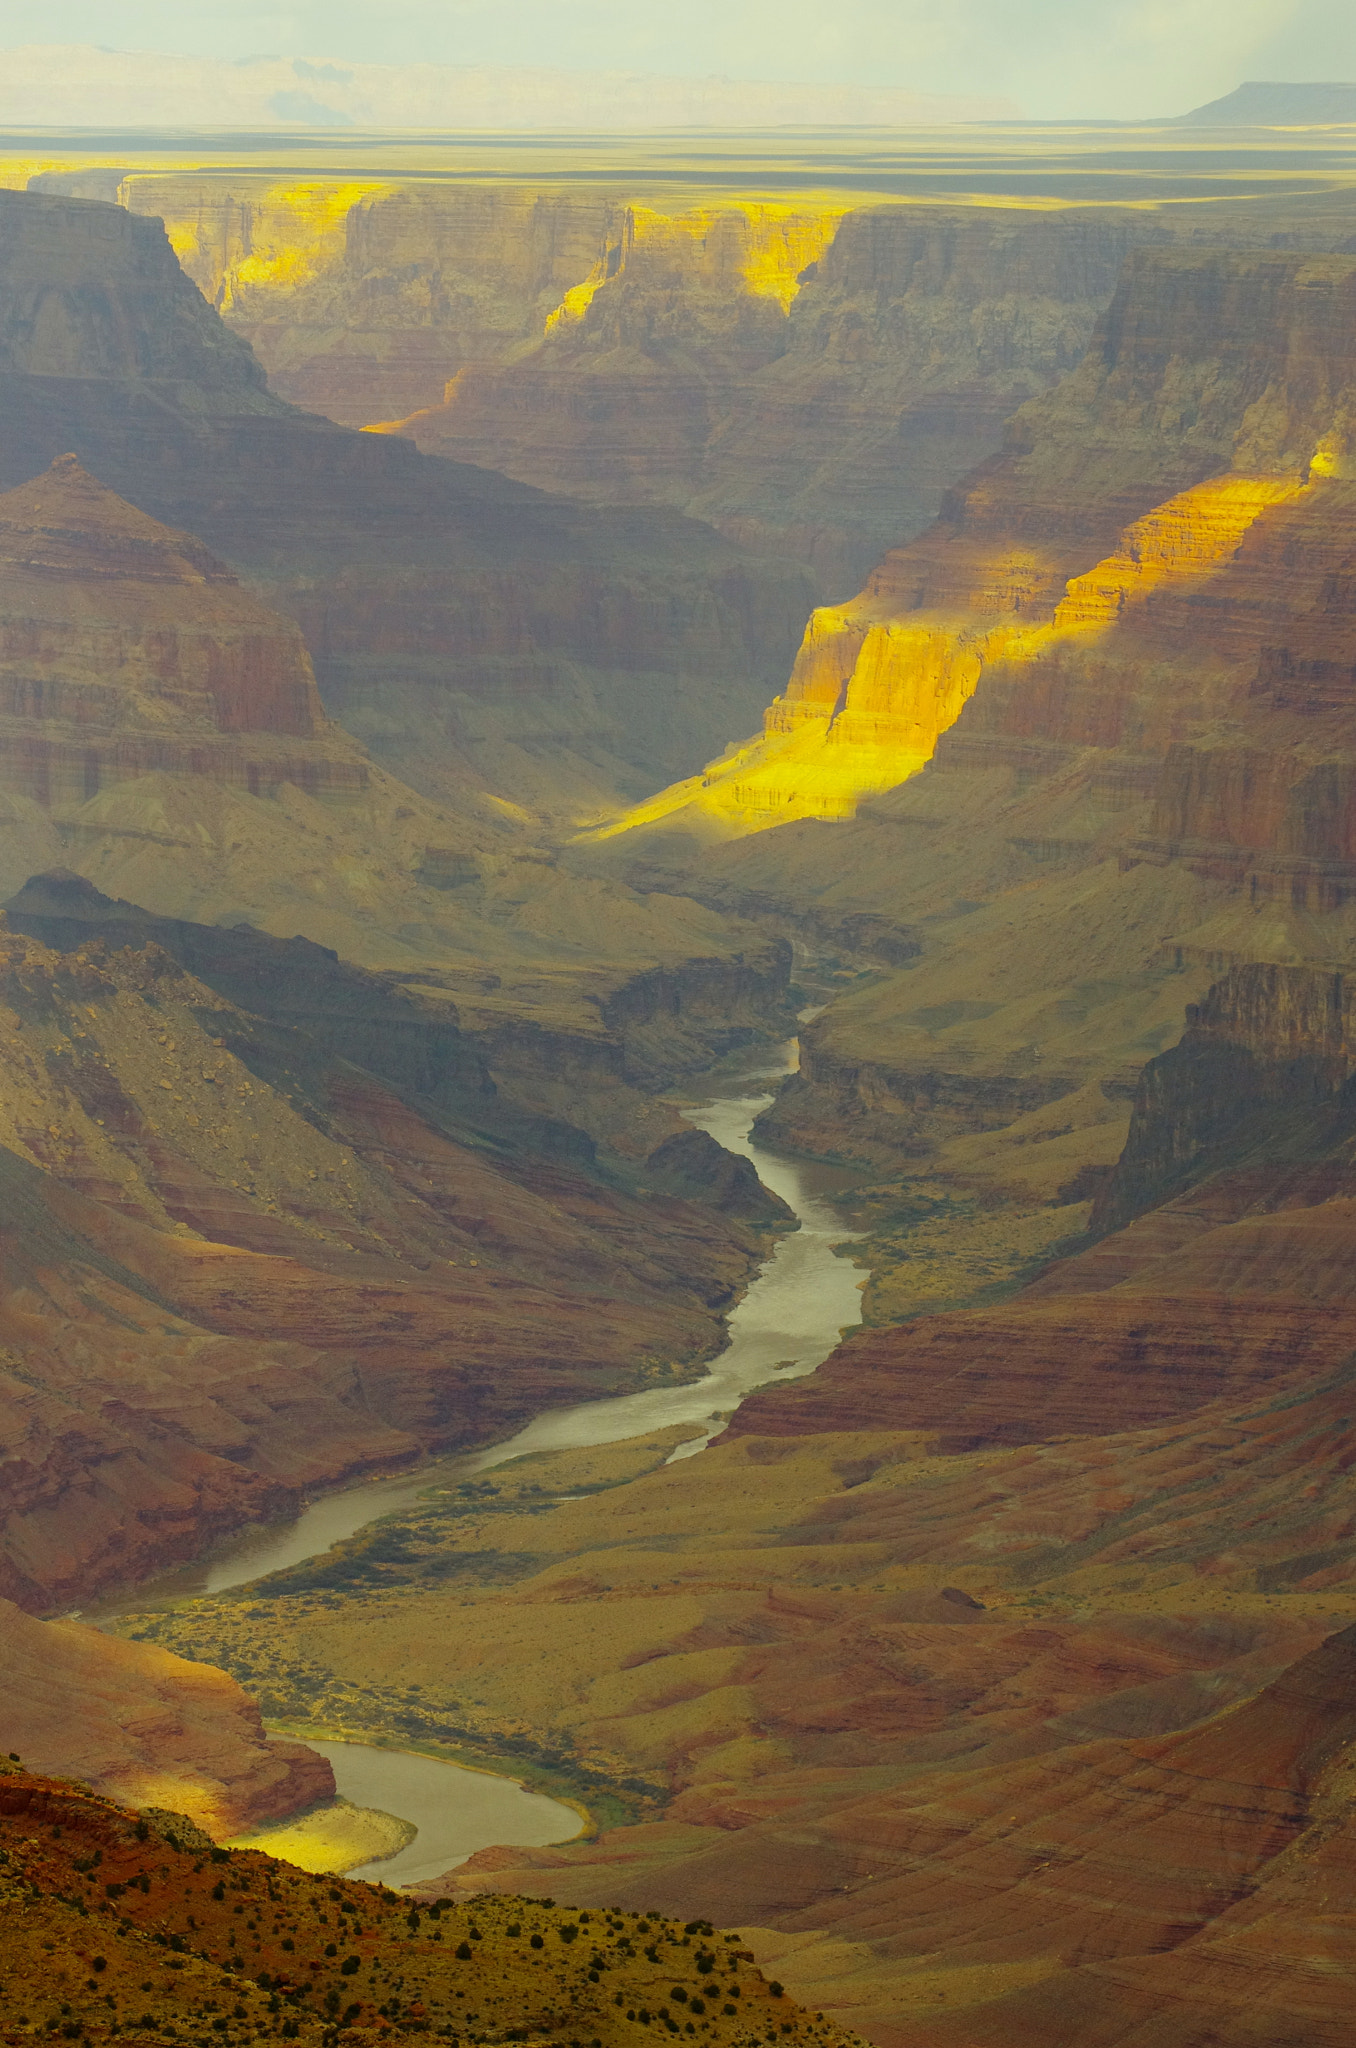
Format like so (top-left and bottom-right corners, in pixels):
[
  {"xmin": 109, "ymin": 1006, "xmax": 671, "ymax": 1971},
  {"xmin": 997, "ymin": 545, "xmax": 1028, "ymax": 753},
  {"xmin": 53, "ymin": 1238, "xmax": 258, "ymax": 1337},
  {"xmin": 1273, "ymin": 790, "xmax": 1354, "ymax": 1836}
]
[{"xmin": 4, "ymin": 0, "xmax": 1355, "ymax": 119}]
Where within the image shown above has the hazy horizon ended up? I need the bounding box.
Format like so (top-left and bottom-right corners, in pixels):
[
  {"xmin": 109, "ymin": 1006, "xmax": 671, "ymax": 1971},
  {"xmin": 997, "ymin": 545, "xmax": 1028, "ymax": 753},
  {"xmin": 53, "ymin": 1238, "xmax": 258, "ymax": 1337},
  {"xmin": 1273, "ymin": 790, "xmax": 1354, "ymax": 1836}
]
[{"xmin": 2, "ymin": 1, "xmax": 1356, "ymax": 123}]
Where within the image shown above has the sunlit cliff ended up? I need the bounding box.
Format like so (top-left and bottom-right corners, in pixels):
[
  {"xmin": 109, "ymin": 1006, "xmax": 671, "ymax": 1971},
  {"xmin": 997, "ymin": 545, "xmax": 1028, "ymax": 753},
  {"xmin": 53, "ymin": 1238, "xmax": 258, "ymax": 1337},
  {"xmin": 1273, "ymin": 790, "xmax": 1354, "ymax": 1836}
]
[{"xmin": 585, "ymin": 470, "xmax": 1313, "ymax": 840}]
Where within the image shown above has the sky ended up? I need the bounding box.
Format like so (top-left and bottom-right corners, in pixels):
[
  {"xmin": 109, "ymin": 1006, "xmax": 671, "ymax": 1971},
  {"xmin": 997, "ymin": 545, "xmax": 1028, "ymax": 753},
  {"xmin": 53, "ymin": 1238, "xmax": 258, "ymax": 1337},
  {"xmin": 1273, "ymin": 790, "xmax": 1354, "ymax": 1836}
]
[{"xmin": 2, "ymin": 0, "xmax": 1355, "ymax": 120}]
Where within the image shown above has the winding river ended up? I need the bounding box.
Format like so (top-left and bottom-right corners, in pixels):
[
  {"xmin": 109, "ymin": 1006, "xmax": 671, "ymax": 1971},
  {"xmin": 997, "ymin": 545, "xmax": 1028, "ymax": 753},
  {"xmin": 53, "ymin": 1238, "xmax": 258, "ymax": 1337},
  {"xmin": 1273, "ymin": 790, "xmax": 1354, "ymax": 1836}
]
[{"xmin": 99, "ymin": 1041, "xmax": 864, "ymax": 1882}]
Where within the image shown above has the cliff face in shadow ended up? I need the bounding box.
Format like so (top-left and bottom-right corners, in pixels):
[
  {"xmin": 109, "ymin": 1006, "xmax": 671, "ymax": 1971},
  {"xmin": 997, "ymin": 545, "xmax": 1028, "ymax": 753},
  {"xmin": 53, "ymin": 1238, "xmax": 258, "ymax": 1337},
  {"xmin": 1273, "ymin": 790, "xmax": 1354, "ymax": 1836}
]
[
  {"xmin": 1092, "ymin": 960, "xmax": 1356, "ymax": 1231},
  {"xmin": 126, "ymin": 172, "xmax": 1356, "ymax": 599},
  {"xmin": 3, "ymin": 1602, "xmax": 334, "ymax": 1835},
  {"xmin": 0, "ymin": 187, "xmax": 814, "ymax": 826},
  {"xmin": 0, "ymin": 448, "xmax": 801, "ymax": 1186}
]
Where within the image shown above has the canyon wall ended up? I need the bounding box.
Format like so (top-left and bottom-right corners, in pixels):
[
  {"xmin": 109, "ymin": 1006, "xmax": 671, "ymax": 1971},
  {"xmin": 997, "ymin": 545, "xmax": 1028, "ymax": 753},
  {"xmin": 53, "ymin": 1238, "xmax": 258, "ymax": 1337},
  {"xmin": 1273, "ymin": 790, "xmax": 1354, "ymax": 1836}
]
[
  {"xmin": 113, "ymin": 176, "xmax": 1197, "ymax": 592},
  {"xmin": 601, "ymin": 246, "xmax": 1356, "ymax": 841},
  {"xmin": 589, "ymin": 244, "xmax": 1356, "ymax": 1307},
  {"xmin": 0, "ymin": 186, "xmax": 815, "ymax": 825},
  {"xmin": 0, "ymin": 450, "xmax": 808, "ymax": 1135},
  {"xmin": 391, "ymin": 201, "xmax": 1179, "ymax": 591}
]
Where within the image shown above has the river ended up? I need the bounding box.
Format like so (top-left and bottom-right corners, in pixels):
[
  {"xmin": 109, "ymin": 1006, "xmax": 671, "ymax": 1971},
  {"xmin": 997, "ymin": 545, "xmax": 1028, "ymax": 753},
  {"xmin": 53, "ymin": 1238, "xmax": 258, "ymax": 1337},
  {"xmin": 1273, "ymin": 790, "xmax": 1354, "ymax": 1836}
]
[{"xmin": 96, "ymin": 1040, "xmax": 864, "ymax": 1882}]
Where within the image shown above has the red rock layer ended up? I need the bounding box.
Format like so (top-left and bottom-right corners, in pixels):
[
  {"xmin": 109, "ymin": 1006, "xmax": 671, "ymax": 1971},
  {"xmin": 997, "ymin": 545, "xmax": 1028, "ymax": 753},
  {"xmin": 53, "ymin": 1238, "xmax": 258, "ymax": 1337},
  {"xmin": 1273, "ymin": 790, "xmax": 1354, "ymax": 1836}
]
[
  {"xmin": 731, "ymin": 1138, "xmax": 1356, "ymax": 1448},
  {"xmin": 1, "ymin": 1600, "xmax": 333, "ymax": 1836},
  {"xmin": 0, "ymin": 455, "xmax": 368, "ymax": 810}
]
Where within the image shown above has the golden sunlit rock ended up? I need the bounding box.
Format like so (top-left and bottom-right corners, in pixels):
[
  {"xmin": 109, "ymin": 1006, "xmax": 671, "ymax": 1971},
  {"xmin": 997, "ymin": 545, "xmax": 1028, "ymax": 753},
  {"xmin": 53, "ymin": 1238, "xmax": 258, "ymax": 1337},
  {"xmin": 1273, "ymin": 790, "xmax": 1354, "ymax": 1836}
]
[{"xmin": 585, "ymin": 471, "xmax": 1312, "ymax": 840}]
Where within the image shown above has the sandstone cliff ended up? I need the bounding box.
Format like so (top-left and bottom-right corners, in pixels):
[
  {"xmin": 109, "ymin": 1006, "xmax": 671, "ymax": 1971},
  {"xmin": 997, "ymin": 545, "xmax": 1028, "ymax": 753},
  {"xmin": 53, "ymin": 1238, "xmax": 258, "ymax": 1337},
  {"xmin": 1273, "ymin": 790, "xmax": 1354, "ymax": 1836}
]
[
  {"xmin": 577, "ymin": 243, "xmax": 1356, "ymax": 1325},
  {"xmin": 127, "ymin": 172, "xmax": 1352, "ymax": 599},
  {"xmin": 387, "ymin": 200, "xmax": 1183, "ymax": 594},
  {"xmin": 0, "ymin": 450, "xmax": 807, "ymax": 1160},
  {"xmin": 1095, "ymin": 959, "xmax": 1356, "ymax": 1230}
]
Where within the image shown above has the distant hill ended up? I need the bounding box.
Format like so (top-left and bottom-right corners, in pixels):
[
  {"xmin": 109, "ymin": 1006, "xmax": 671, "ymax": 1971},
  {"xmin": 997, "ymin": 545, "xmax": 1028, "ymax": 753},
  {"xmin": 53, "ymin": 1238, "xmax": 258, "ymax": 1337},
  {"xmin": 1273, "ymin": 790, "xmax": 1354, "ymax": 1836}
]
[
  {"xmin": 0, "ymin": 43, "xmax": 1017, "ymax": 129},
  {"xmin": 1175, "ymin": 80, "xmax": 1356, "ymax": 125}
]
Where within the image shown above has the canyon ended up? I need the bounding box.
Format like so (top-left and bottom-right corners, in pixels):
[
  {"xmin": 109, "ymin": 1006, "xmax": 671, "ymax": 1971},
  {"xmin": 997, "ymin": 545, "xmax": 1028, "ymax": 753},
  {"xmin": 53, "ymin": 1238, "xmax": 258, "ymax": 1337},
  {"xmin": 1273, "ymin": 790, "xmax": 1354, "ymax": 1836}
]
[{"xmin": 4, "ymin": 120, "xmax": 1356, "ymax": 2048}]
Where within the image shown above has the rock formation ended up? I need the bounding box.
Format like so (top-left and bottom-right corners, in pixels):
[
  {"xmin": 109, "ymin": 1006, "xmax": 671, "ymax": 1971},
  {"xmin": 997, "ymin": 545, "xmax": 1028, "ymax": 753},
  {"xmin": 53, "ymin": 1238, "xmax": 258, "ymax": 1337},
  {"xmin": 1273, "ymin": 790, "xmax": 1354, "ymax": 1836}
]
[
  {"xmin": 10, "ymin": 136, "xmax": 1356, "ymax": 2048},
  {"xmin": 1176, "ymin": 80, "xmax": 1356, "ymax": 124},
  {"xmin": 569, "ymin": 241, "xmax": 1356, "ymax": 1332},
  {"xmin": 141, "ymin": 176, "xmax": 1185, "ymax": 592},
  {"xmin": 110, "ymin": 169, "xmax": 1356, "ymax": 600},
  {"xmin": 2, "ymin": 1604, "xmax": 333, "ymax": 1836},
  {"xmin": 384, "ymin": 201, "xmax": 1186, "ymax": 594},
  {"xmin": 0, "ymin": 449, "xmax": 802, "ymax": 1160},
  {"xmin": 0, "ymin": 453, "xmax": 357, "ymax": 806}
]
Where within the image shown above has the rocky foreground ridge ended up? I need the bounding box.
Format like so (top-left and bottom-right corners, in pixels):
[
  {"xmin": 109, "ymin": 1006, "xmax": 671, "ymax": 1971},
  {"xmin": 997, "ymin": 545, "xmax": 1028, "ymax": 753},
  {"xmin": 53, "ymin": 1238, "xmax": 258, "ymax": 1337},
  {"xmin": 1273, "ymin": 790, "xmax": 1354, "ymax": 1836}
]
[{"xmin": 0, "ymin": 1763, "xmax": 854, "ymax": 2046}]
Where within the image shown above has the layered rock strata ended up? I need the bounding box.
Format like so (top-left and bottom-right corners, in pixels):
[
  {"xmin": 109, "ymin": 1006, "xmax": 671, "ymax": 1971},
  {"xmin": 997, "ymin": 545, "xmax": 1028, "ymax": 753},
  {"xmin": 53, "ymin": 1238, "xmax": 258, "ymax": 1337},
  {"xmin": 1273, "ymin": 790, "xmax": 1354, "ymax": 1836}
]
[
  {"xmin": 0, "ymin": 453, "xmax": 362, "ymax": 806},
  {"xmin": 583, "ymin": 245, "xmax": 1356, "ymax": 1294},
  {"xmin": 0, "ymin": 451, "xmax": 801, "ymax": 1139},
  {"xmin": 0, "ymin": 186, "xmax": 814, "ymax": 823},
  {"xmin": 125, "ymin": 171, "xmax": 1356, "ymax": 595},
  {"xmin": 377, "ymin": 197, "xmax": 1174, "ymax": 591}
]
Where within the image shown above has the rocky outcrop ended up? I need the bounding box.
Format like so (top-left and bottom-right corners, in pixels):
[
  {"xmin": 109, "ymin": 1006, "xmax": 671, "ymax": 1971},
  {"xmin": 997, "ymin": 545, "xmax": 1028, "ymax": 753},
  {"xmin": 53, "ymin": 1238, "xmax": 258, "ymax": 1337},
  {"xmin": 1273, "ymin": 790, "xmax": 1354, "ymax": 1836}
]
[
  {"xmin": 590, "ymin": 244, "xmax": 1356, "ymax": 1253},
  {"xmin": 1094, "ymin": 961, "xmax": 1356, "ymax": 1230},
  {"xmin": 381, "ymin": 200, "xmax": 1181, "ymax": 593},
  {"xmin": 0, "ymin": 187, "xmax": 273, "ymax": 403},
  {"xmin": 108, "ymin": 176, "xmax": 1222, "ymax": 593},
  {"xmin": 0, "ymin": 454, "xmax": 365, "ymax": 808},
  {"xmin": 0, "ymin": 445, "xmax": 803, "ymax": 1127},
  {"xmin": 1, "ymin": 1601, "xmax": 333, "ymax": 1836},
  {"xmin": 6, "ymin": 869, "xmax": 793, "ymax": 1222},
  {"xmin": 596, "ymin": 244, "xmax": 1356, "ymax": 840}
]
